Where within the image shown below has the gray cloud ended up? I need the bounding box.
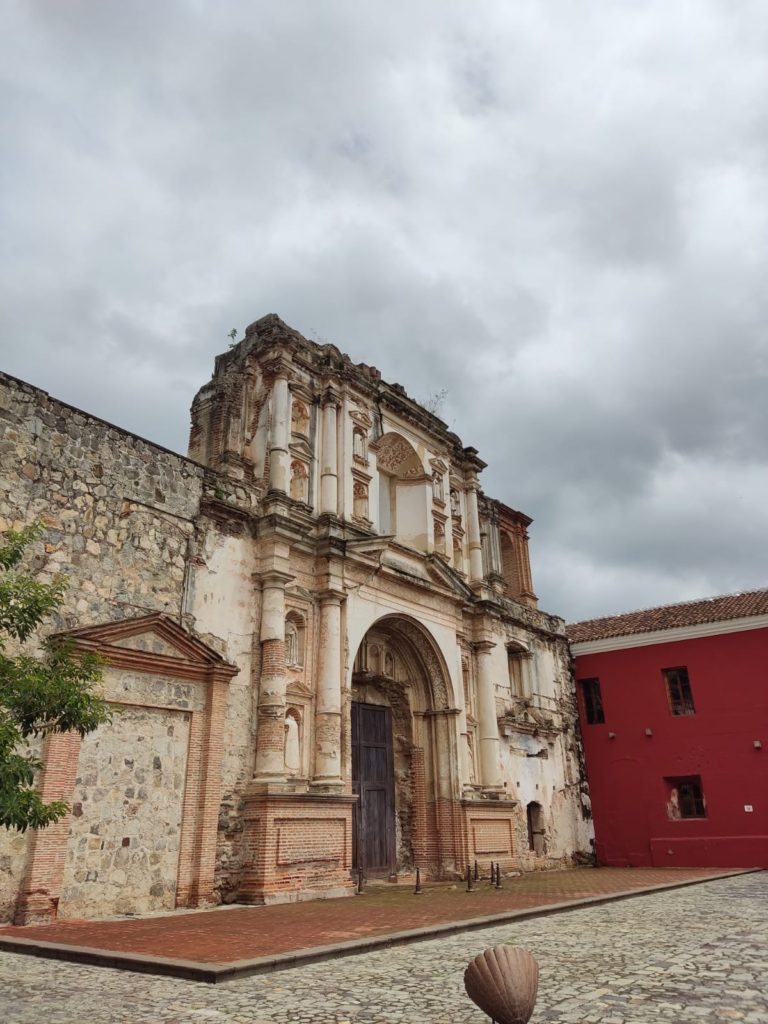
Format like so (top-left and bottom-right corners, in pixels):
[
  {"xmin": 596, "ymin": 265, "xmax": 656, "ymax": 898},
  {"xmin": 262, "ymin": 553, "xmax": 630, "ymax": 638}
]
[{"xmin": 3, "ymin": 0, "xmax": 767, "ymax": 620}]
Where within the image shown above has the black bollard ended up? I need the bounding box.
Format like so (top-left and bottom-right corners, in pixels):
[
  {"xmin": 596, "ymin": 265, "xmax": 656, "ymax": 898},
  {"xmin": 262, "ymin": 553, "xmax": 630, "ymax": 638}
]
[
  {"xmin": 473, "ymin": 859, "xmax": 479, "ymax": 881},
  {"xmin": 356, "ymin": 866, "xmax": 365, "ymax": 895},
  {"xmin": 495, "ymin": 862, "xmax": 502, "ymax": 889},
  {"xmin": 466, "ymin": 863, "xmax": 474, "ymax": 892},
  {"xmin": 414, "ymin": 866, "xmax": 422, "ymax": 895},
  {"xmin": 489, "ymin": 860, "xmax": 495, "ymax": 883}
]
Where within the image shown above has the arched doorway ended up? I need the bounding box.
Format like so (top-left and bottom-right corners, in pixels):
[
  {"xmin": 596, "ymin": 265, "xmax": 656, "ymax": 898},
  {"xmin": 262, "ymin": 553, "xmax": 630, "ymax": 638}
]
[{"xmin": 350, "ymin": 615, "xmax": 459, "ymax": 878}]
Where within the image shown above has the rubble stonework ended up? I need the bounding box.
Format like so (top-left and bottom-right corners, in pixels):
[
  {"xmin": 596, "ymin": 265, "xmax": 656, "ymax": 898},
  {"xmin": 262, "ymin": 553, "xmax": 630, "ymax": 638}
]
[{"xmin": 0, "ymin": 314, "xmax": 593, "ymax": 923}]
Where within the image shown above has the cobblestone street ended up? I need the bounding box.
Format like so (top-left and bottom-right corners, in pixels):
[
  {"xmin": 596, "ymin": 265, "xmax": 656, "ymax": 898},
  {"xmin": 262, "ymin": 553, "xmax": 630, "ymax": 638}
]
[{"xmin": 2, "ymin": 872, "xmax": 766, "ymax": 1023}]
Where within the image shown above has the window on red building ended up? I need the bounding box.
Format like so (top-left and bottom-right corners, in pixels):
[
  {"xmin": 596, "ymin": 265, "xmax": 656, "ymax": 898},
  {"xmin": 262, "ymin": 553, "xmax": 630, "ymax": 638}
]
[
  {"xmin": 579, "ymin": 677, "xmax": 605, "ymax": 724},
  {"xmin": 663, "ymin": 667, "xmax": 695, "ymax": 715},
  {"xmin": 665, "ymin": 775, "xmax": 706, "ymax": 818}
]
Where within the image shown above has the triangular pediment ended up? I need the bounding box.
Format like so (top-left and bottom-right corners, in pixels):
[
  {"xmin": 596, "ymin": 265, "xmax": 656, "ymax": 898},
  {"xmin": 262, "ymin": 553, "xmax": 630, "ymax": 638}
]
[
  {"xmin": 112, "ymin": 632, "xmax": 182, "ymax": 658},
  {"xmin": 55, "ymin": 613, "xmax": 239, "ymax": 682},
  {"xmin": 424, "ymin": 554, "xmax": 474, "ymax": 600}
]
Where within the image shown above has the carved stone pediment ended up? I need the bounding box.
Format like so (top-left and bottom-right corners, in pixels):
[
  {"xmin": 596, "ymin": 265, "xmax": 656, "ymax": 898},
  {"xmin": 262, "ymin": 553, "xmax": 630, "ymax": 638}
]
[
  {"xmin": 55, "ymin": 613, "xmax": 239, "ymax": 684},
  {"xmin": 424, "ymin": 554, "xmax": 474, "ymax": 600},
  {"xmin": 349, "ymin": 407, "xmax": 373, "ymax": 429}
]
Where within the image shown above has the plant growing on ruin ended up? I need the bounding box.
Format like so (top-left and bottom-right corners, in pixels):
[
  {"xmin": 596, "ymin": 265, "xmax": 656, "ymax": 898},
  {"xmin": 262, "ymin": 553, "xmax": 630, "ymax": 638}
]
[{"xmin": 0, "ymin": 522, "xmax": 108, "ymax": 831}]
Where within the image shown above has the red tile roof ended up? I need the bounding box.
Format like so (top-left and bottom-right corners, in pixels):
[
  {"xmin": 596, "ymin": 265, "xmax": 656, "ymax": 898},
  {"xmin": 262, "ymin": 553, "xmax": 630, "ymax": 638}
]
[{"xmin": 567, "ymin": 588, "xmax": 768, "ymax": 644}]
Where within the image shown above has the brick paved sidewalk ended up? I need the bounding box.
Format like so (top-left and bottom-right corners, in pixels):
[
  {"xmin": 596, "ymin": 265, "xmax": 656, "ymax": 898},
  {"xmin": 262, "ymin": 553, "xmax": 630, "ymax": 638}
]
[{"xmin": 0, "ymin": 866, "xmax": 741, "ymax": 970}]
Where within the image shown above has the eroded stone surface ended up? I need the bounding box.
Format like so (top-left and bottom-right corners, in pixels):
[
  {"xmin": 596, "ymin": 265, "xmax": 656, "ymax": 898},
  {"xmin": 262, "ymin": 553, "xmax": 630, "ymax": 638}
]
[{"xmin": 1, "ymin": 872, "xmax": 766, "ymax": 1023}]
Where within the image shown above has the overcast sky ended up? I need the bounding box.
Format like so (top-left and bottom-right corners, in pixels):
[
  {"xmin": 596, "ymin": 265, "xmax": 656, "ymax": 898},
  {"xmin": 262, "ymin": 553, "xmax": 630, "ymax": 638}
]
[{"xmin": 3, "ymin": 1, "xmax": 767, "ymax": 622}]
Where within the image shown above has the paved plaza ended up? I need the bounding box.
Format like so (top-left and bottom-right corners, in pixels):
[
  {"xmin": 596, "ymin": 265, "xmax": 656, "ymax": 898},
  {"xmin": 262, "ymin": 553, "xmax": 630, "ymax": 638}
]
[
  {"xmin": 1, "ymin": 871, "xmax": 766, "ymax": 1023},
  {"xmin": 0, "ymin": 867, "xmax": 731, "ymax": 968}
]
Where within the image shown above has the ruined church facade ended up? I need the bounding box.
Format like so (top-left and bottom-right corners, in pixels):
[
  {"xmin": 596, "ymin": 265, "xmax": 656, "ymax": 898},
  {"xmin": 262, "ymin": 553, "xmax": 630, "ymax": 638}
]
[{"xmin": 0, "ymin": 315, "xmax": 591, "ymax": 924}]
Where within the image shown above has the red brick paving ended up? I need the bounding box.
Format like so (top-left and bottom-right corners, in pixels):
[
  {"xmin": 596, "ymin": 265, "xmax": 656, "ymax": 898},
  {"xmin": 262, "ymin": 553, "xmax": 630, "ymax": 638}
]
[{"xmin": 0, "ymin": 868, "xmax": 731, "ymax": 964}]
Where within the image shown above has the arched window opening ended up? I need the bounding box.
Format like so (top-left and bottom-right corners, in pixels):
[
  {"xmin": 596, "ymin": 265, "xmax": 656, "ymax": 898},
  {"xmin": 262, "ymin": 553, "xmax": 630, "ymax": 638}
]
[{"xmin": 374, "ymin": 432, "xmax": 427, "ymax": 550}]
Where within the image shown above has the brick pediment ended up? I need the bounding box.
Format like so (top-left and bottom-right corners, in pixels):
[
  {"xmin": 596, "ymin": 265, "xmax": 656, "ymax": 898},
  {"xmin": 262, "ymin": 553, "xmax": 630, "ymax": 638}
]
[{"xmin": 55, "ymin": 613, "xmax": 239, "ymax": 683}]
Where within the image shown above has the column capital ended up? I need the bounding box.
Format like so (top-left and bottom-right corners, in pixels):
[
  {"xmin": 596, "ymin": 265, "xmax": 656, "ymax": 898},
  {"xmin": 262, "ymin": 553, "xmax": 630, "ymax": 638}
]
[
  {"xmin": 320, "ymin": 386, "xmax": 342, "ymax": 408},
  {"xmin": 263, "ymin": 355, "xmax": 293, "ymax": 381},
  {"xmin": 472, "ymin": 640, "xmax": 496, "ymax": 655},
  {"xmin": 317, "ymin": 588, "xmax": 345, "ymax": 606},
  {"xmin": 254, "ymin": 569, "xmax": 295, "ymax": 589}
]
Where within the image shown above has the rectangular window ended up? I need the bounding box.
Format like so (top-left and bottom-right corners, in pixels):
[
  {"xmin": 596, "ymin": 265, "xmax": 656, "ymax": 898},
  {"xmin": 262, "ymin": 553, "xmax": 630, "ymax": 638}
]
[
  {"xmin": 579, "ymin": 678, "xmax": 605, "ymax": 724},
  {"xmin": 664, "ymin": 667, "xmax": 695, "ymax": 716},
  {"xmin": 508, "ymin": 652, "xmax": 526, "ymax": 697},
  {"xmin": 666, "ymin": 775, "xmax": 706, "ymax": 818}
]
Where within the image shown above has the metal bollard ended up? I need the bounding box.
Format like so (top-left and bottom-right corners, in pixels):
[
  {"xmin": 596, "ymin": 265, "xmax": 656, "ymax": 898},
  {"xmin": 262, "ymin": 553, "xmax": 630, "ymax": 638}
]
[
  {"xmin": 495, "ymin": 862, "xmax": 503, "ymax": 889},
  {"xmin": 414, "ymin": 867, "xmax": 422, "ymax": 895},
  {"xmin": 356, "ymin": 866, "xmax": 365, "ymax": 895},
  {"xmin": 474, "ymin": 859, "xmax": 479, "ymax": 881},
  {"xmin": 466, "ymin": 863, "xmax": 475, "ymax": 892}
]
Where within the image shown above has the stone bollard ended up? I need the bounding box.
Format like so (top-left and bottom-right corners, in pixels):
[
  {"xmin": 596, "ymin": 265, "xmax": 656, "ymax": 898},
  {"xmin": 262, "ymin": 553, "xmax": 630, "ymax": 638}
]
[{"xmin": 464, "ymin": 945, "xmax": 539, "ymax": 1024}]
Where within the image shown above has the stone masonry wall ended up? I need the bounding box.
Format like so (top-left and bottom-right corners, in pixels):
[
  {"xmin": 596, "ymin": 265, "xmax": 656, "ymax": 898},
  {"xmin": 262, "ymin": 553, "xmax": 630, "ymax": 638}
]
[
  {"xmin": 0, "ymin": 372, "xmax": 207, "ymax": 631},
  {"xmin": 0, "ymin": 373, "xmax": 256, "ymax": 921}
]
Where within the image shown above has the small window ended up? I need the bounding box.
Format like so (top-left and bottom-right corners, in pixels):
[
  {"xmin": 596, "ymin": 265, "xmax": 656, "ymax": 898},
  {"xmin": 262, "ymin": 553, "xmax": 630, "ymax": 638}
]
[
  {"xmin": 664, "ymin": 667, "xmax": 695, "ymax": 716},
  {"xmin": 666, "ymin": 775, "xmax": 706, "ymax": 819},
  {"xmin": 579, "ymin": 678, "xmax": 605, "ymax": 724}
]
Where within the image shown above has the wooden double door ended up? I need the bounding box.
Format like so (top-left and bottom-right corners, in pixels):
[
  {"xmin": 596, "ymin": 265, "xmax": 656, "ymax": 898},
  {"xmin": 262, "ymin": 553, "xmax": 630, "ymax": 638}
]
[{"xmin": 351, "ymin": 702, "xmax": 396, "ymax": 876}]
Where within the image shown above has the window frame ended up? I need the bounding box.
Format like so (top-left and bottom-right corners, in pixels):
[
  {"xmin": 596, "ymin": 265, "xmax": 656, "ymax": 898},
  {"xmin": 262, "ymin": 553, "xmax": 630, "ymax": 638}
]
[
  {"xmin": 665, "ymin": 774, "xmax": 706, "ymax": 819},
  {"xmin": 579, "ymin": 677, "xmax": 605, "ymax": 725},
  {"xmin": 663, "ymin": 666, "xmax": 696, "ymax": 716}
]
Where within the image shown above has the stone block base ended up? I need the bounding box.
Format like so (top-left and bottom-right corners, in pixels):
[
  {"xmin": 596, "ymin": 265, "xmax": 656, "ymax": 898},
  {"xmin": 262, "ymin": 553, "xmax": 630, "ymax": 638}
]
[
  {"xmin": 238, "ymin": 785, "xmax": 357, "ymax": 905},
  {"xmin": 460, "ymin": 798, "xmax": 520, "ymax": 874}
]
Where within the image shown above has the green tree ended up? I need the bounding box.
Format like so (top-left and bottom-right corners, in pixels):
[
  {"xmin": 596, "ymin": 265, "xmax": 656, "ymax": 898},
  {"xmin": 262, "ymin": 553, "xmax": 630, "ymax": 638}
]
[{"xmin": 0, "ymin": 522, "xmax": 109, "ymax": 831}]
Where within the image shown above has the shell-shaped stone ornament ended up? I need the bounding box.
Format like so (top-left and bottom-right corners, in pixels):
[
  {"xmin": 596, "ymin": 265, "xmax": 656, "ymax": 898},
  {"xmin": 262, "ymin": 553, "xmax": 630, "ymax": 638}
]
[{"xmin": 464, "ymin": 945, "xmax": 539, "ymax": 1024}]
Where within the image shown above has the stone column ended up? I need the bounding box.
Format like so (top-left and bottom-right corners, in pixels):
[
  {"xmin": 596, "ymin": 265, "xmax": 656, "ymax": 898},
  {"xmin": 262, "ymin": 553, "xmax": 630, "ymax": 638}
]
[
  {"xmin": 320, "ymin": 394, "xmax": 339, "ymax": 515},
  {"xmin": 253, "ymin": 571, "xmax": 292, "ymax": 782},
  {"xmin": 518, "ymin": 525, "xmax": 537, "ymax": 601},
  {"xmin": 466, "ymin": 484, "xmax": 484, "ymax": 583},
  {"xmin": 475, "ymin": 641, "xmax": 502, "ymax": 789},
  {"xmin": 312, "ymin": 591, "xmax": 344, "ymax": 788},
  {"xmin": 268, "ymin": 369, "xmax": 290, "ymax": 494}
]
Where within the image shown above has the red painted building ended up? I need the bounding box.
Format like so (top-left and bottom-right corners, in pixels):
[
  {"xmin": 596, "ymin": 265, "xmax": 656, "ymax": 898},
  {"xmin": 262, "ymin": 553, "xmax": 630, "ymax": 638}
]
[{"xmin": 568, "ymin": 590, "xmax": 768, "ymax": 869}]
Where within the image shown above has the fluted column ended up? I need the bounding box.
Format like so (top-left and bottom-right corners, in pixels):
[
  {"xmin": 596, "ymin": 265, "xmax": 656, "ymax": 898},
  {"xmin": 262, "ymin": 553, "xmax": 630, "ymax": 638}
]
[
  {"xmin": 312, "ymin": 591, "xmax": 344, "ymax": 788},
  {"xmin": 253, "ymin": 571, "xmax": 292, "ymax": 781},
  {"xmin": 466, "ymin": 484, "xmax": 484, "ymax": 583},
  {"xmin": 268, "ymin": 370, "xmax": 290, "ymax": 493},
  {"xmin": 475, "ymin": 641, "xmax": 502, "ymax": 789},
  {"xmin": 320, "ymin": 394, "xmax": 339, "ymax": 515}
]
